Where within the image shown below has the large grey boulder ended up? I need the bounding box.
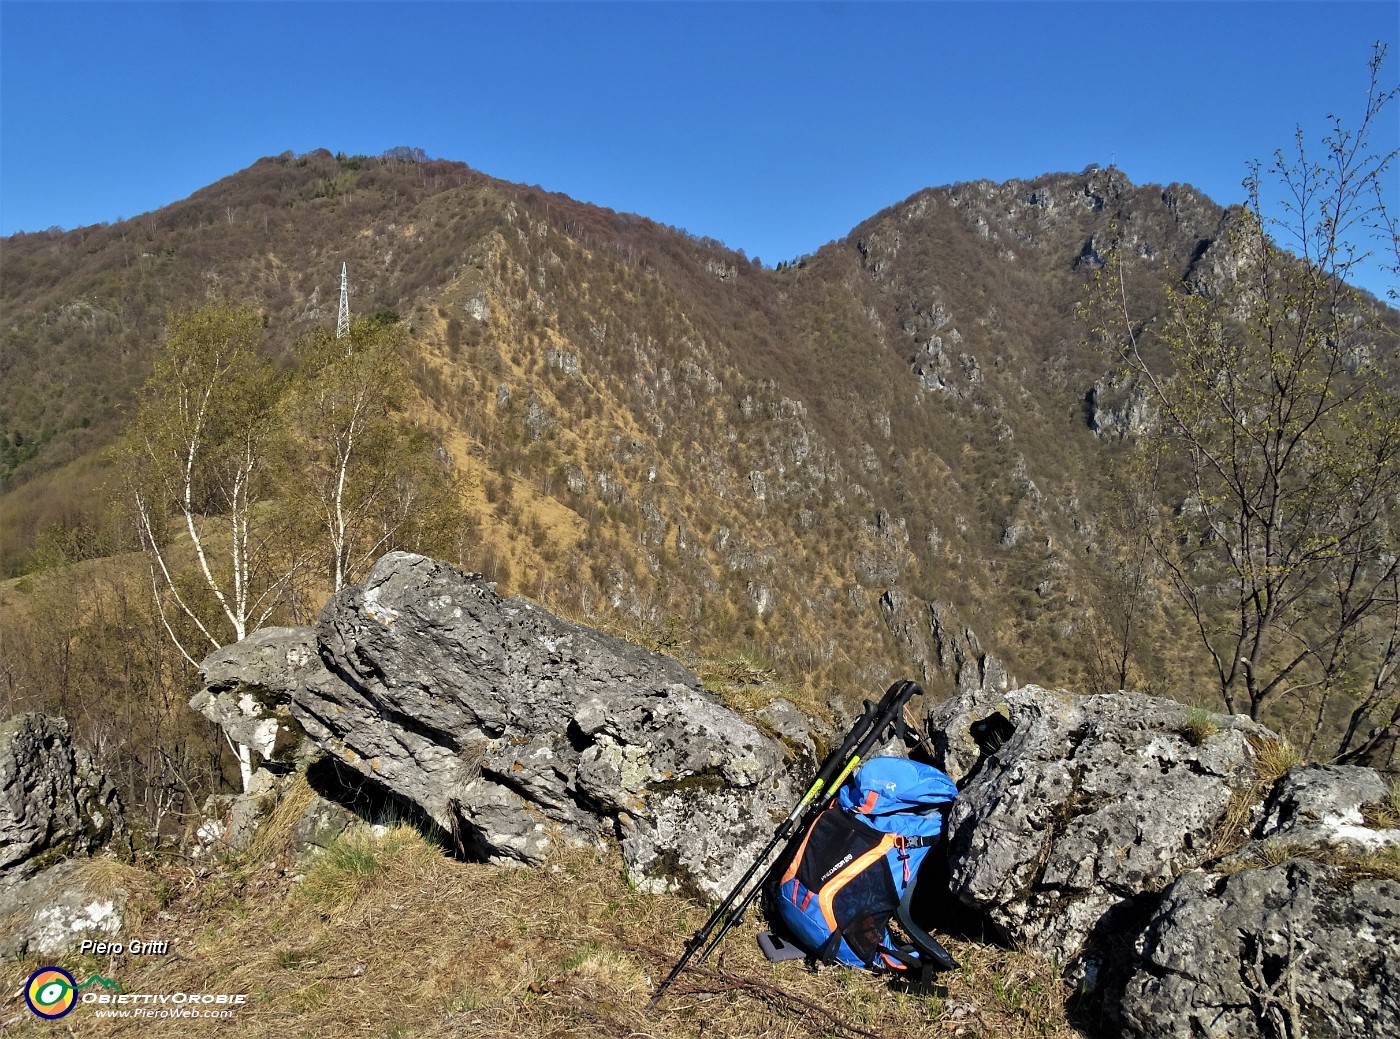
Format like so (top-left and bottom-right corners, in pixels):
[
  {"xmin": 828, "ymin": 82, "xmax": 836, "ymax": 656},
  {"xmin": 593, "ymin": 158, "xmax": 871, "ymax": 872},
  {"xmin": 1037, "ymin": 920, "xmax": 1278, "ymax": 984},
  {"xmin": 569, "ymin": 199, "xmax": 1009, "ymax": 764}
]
[
  {"xmin": 1113, "ymin": 766, "xmax": 1400, "ymax": 1038},
  {"xmin": 198, "ymin": 552, "xmax": 797, "ymax": 898},
  {"xmin": 930, "ymin": 684, "xmax": 1400, "ymax": 1033},
  {"xmin": 1120, "ymin": 860, "xmax": 1400, "ymax": 1039},
  {"xmin": 0, "ymin": 713, "xmax": 126, "ymax": 878},
  {"xmin": 938, "ymin": 687, "xmax": 1278, "ymax": 983},
  {"xmin": 192, "ymin": 626, "xmax": 321, "ymax": 767}
]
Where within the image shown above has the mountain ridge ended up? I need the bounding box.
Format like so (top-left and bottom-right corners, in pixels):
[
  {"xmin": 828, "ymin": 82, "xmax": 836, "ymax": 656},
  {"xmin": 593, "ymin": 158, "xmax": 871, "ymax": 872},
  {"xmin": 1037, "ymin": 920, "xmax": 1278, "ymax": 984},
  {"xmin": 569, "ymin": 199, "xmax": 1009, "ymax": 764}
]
[{"xmin": 3, "ymin": 147, "xmax": 1389, "ymax": 733}]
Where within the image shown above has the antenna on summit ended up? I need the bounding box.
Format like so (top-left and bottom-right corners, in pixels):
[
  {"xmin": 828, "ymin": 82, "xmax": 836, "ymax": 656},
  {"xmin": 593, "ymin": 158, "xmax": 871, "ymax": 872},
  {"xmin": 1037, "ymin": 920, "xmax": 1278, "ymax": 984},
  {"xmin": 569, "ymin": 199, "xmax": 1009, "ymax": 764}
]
[{"xmin": 336, "ymin": 262, "xmax": 351, "ymax": 340}]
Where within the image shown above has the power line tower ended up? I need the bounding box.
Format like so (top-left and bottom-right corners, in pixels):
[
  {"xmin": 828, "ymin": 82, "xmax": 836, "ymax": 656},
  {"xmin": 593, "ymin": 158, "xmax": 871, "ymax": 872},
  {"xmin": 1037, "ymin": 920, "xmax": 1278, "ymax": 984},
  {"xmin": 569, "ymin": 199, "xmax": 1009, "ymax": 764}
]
[{"xmin": 336, "ymin": 262, "xmax": 351, "ymax": 340}]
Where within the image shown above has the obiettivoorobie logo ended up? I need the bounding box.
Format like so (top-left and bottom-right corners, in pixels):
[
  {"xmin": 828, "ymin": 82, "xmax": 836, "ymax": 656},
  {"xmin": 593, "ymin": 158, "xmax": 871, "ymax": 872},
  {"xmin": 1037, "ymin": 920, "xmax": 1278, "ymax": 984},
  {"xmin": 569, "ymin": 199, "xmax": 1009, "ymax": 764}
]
[{"xmin": 24, "ymin": 968, "xmax": 122, "ymax": 1019}]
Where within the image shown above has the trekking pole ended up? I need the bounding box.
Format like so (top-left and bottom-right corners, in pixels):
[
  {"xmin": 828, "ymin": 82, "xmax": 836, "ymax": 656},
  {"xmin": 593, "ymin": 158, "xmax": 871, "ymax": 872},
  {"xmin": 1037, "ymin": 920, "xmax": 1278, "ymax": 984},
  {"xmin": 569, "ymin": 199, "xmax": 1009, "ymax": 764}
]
[{"xmin": 651, "ymin": 678, "xmax": 922, "ymax": 1006}]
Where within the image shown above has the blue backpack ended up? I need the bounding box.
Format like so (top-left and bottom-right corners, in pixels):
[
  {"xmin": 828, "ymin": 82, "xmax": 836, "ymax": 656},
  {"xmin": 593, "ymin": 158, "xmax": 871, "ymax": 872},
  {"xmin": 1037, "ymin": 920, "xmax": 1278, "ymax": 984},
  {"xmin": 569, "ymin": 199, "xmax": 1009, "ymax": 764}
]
[{"xmin": 769, "ymin": 757, "xmax": 958, "ymax": 979}]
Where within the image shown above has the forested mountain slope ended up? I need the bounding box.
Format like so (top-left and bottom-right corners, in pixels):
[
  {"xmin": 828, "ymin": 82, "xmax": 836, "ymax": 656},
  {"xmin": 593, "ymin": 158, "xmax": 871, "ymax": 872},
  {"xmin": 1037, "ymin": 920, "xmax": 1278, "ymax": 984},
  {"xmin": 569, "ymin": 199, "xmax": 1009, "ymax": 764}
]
[{"xmin": 3, "ymin": 148, "xmax": 1393, "ymax": 745}]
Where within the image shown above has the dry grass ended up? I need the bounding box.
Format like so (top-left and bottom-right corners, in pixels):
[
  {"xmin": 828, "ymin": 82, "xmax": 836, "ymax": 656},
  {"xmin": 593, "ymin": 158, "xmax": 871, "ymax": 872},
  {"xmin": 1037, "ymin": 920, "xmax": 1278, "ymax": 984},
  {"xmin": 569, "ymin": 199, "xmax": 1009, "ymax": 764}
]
[
  {"xmin": 1203, "ymin": 734, "xmax": 1305, "ymax": 862},
  {"xmin": 1246, "ymin": 732, "xmax": 1301, "ymax": 784},
  {"xmin": 1334, "ymin": 845, "xmax": 1400, "ymax": 882},
  {"xmin": 700, "ymin": 652, "xmax": 778, "ymax": 689},
  {"xmin": 1205, "ymin": 783, "xmax": 1267, "ymax": 862},
  {"xmin": 244, "ymin": 773, "xmax": 320, "ymax": 864},
  {"xmin": 2, "ymin": 836, "xmax": 1084, "ymax": 1039},
  {"xmin": 1360, "ymin": 781, "xmax": 1400, "ymax": 830},
  {"xmin": 1218, "ymin": 841, "xmax": 1400, "ymax": 883},
  {"xmin": 70, "ymin": 856, "xmax": 172, "ymax": 936},
  {"xmin": 295, "ymin": 821, "xmax": 444, "ymax": 913},
  {"xmin": 1236, "ymin": 840, "xmax": 1303, "ymax": 871}
]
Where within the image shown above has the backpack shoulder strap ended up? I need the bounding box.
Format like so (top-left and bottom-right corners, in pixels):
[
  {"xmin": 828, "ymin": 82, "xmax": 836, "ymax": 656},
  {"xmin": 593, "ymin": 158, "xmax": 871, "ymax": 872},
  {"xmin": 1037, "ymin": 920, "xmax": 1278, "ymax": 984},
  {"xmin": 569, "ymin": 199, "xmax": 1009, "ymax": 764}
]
[{"xmin": 894, "ymin": 867, "xmax": 959, "ymax": 973}]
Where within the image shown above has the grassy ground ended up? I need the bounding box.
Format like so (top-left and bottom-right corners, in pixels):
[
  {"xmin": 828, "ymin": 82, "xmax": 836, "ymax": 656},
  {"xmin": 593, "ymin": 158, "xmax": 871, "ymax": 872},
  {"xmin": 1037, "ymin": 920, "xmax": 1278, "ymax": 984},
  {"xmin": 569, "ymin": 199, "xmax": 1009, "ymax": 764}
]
[{"xmin": 2, "ymin": 815, "xmax": 1081, "ymax": 1039}]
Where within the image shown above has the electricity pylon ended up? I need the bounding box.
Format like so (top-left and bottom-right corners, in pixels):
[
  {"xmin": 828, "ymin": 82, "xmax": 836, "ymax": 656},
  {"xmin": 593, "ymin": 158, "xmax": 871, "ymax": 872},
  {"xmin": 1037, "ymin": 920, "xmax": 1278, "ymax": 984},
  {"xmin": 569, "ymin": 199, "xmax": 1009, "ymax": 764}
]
[{"xmin": 336, "ymin": 263, "xmax": 350, "ymax": 340}]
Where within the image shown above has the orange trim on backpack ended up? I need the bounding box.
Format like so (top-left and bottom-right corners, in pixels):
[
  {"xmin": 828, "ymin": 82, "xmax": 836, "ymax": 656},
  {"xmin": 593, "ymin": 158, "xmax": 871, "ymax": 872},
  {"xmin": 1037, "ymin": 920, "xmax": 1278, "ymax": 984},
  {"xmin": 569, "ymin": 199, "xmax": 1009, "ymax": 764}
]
[
  {"xmin": 781, "ymin": 808, "xmax": 826, "ymax": 893},
  {"xmin": 784, "ymin": 806, "xmax": 834, "ymax": 884},
  {"xmin": 816, "ymin": 834, "xmax": 897, "ymax": 932},
  {"xmin": 858, "ymin": 790, "xmax": 879, "ymax": 814}
]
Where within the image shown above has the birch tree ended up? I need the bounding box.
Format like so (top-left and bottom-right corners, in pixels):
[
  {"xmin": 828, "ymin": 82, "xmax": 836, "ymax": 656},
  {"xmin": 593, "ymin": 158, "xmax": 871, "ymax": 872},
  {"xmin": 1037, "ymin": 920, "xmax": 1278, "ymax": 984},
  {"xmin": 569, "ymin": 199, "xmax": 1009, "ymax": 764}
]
[
  {"xmin": 288, "ymin": 318, "xmax": 457, "ymax": 592},
  {"xmin": 126, "ymin": 302, "xmax": 296, "ymax": 790}
]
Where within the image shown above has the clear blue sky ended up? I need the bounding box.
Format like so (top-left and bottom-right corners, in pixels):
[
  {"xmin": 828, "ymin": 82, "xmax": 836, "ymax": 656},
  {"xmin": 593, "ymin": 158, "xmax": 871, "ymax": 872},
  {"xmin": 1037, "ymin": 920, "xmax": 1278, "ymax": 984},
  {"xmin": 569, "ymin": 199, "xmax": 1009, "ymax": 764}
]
[{"xmin": 2, "ymin": 2, "xmax": 1397, "ymax": 295}]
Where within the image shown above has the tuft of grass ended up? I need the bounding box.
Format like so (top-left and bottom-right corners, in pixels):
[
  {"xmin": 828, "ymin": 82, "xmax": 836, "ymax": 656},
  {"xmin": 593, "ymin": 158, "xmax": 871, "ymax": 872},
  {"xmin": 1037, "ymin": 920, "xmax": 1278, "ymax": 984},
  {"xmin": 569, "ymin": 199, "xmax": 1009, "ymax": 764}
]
[
  {"xmin": 1360, "ymin": 781, "xmax": 1400, "ymax": 830},
  {"xmin": 1337, "ymin": 845, "xmax": 1400, "ymax": 882},
  {"xmin": 67, "ymin": 855, "xmax": 168, "ymax": 935},
  {"xmin": 697, "ymin": 652, "xmax": 790, "ymax": 715},
  {"xmin": 1206, "ymin": 783, "xmax": 1267, "ymax": 861},
  {"xmin": 1247, "ymin": 841, "xmax": 1302, "ymax": 870},
  {"xmin": 1206, "ymin": 734, "xmax": 1302, "ymax": 862},
  {"xmin": 709, "ymin": 678, "xmax": 791, "ymax": 718},
  {"xmin": 1220, "ymin": 842, "xmax": 1400, "ymax": 883},
  {"xmin": 245, "ymin": 772, "xmax": 319, "ymax": 863},
  {"xmin": 1179, "ymin": 707, "xmax": 1220, "ymax": 746},
  {"xmin": 702, "ymin": 650, "xmax": 778, "ymax": 687},
  {"xmin": 458, "ymin": 738, "xmax": 489, "ymax": 781},
  {"xmin": 1247, "ymin": 732, "xmax": 1301, "ymax": 784},
  {"xmin": 1305, "ymin": 842, "xmax": 1400, "ymax": 881}
]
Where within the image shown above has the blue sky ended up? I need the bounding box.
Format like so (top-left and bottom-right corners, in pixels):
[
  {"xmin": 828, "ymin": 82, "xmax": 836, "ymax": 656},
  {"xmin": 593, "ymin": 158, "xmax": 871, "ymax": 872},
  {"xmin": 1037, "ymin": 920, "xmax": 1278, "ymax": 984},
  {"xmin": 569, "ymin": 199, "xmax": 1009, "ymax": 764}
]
[{"xmin": 2, "ymin": 2, "xmax": 1396, "ymax": 295}]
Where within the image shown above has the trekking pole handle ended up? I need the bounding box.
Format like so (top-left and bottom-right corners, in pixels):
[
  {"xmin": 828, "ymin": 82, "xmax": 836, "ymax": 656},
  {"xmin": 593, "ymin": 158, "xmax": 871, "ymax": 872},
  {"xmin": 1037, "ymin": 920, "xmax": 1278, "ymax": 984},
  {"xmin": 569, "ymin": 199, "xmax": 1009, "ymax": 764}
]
[
  {"xmin": 820, "ymin": 680, "xmax": 912, "ymax": 784},
  {"xmin": 806, "ymin": 678, "xmax": 919, "ymax": 809}
]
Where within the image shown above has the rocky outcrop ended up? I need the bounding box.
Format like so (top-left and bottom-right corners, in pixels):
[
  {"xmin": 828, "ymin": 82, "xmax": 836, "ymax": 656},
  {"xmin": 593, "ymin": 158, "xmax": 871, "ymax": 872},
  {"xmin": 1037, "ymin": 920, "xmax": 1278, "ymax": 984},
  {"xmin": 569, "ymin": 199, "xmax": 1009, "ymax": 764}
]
[
  {"xmin": 930, "ymin": 685, "xmax": 1400, "ymax": 1037},
  {"xmin": 929, "ymin": 604, "xmax": 1013, "ymax": 702},
  {"xmin": 1120, "ymin": 859, "xmax": 1400, "ymax": 1039},
  {"xmin": 196, "ymin": 552, "xmax": 799, "ymax": 898},
  {"xmin": 0, "ymin": 713, "xmax": 126, "ymax": 877},
  {"xmin": 936, "ymin": 687, "xmax": 1277, "ymax": 985},
  {"xmin": 192, "ymin": 629, "xmax": 319, "ymax": 768},
  {"xmin": 924, "ymin": 651, "xmax": 1016, "ymax": 781},
  {"xmin": 0, "ymin": 714, "xmax": 131, "ymax": 957},
  {"xmin": 193, "ymin": 572, "xmax": 1400, "ymax": 1037},
  {"xmin": 0, "ymin": 858, "xmax": 126, "ymax": 958},
  {"xmin": 192, "ymin": 766, "xmax": 363, "ymax": 862},
  {"xmin": 1114, "ymin": 765, "xmax": 1400, "ymax": 1038},
  {"xmin": 1250, "ymin": 764, "xmax": 1395, "ymax": 855},
  {"xmin": 1086, "ymin": 374, "xmax": 1155, "ymax": 440},
  {"xmin": 877, "ymin": 594, "xmax": 1014, "ymax": 706}
]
